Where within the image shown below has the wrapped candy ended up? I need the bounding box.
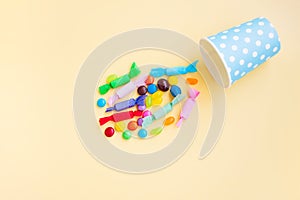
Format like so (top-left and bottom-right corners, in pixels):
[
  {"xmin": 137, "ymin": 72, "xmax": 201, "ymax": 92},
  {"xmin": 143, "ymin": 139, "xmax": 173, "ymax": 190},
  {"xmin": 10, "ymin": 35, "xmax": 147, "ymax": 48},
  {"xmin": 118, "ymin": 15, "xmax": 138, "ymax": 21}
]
[
  {"xmin": 142, "ymin": 94, "xmax": 185, "ymax": 128},
  {"xmin": 105, "ymin": 95, "xmax": 147, "ymax": 112},
  {"xmin": 150, "ymin": 60, "xmax": 198, "ymax": 77},
  {"xmin": 176, "ymin": 88, "xmax": 200, "ymax": 127},
  {"xmin": 99, "ymin": 110, "xmax": 143, "ymax": 126},
  {"xmin": 108, "ymin": 74, "xmax": 147, "ymax": 105},
  {"xmin": 99, "ymin": 62, "xmax": 141, "ymax": 95}
]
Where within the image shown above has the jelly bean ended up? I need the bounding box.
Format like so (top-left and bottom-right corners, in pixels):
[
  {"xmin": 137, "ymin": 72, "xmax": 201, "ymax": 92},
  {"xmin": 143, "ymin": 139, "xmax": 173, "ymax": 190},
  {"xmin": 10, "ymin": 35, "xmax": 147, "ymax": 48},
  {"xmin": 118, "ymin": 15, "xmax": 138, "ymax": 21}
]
[
  {"xmin": 145, "ymin": 75, "xmax": 154, "ymax": 85},
  {"xmin": 152, "ymin": 97, "xmax": 163, "ymax": 105},
  {"xmin": 104, "ymin": 127, "xmax": 115, "ymax": 137},
  {"xmin": 164, "ymin": 116, "xmax": 175, "ymax": 126},
  {"xmin": 145, "ymin": 96, "xmax": 152, "ymax": 108},
  {"xmin": 150, "ymin": 127, "xmax": 163, "ymax": 135},
  {"xmin": 138, "ymin": 129, "xmax": 148, "ymax": 138},
  {"xmin": 137, "ymin": 118, "xmax": 143, "ymax": 126},
  {"xmin": 142, "ymin": 110, "xmax": 151, "ymax": 117},
  {"xmin": 137, "ymin": 85, "xmax": 148, "ymax": 95},
  {"xmin": 168, "ymin": 76, "xmax": 178, "ymax": 85},
  {"xmin": 97, "ymin": 98, "xmax": 106, "ymax": 107},
  {"xmin": 186, "ymin": 78, "xmax": 198, "ymax": 85},
  {"xmin": 157, "ymin": 78, "xmax": 170, "ymax": 92},
  {"xmin": 122, "ymin": 130, "xmax": 132, "ymax": 140},
  {"xmin": 170, "ymin": 85, "xmax": 182, "ymax": 97},
  {"xmin": 137, "ymin": 105, "xmax": 146, "ymax": 111},
  {"xmin": 106, "ymin": 74, "xmax": 118, "ymax": 84},
  {"xmin": 127, "ymin": 121, "xmax": 138, "ymax": 131},
  {"xmin": 152, "ymin": 91, "xmax": 163, "ymax": 99},
  {"xmin": 114, "ymin": 121, "xmax": 125, "ymax": 132},
  {"xmin": 147, "ymin": 84, "xmax": 157, "ymax": 94}
]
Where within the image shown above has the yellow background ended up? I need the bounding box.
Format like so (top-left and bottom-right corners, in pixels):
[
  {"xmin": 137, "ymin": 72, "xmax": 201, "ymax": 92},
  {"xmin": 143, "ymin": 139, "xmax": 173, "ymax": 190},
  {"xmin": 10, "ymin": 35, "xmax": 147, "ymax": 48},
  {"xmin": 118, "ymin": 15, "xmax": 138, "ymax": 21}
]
[{"xmin": 1, "ymin": 0, "xmax": 299, "ymax": 199}]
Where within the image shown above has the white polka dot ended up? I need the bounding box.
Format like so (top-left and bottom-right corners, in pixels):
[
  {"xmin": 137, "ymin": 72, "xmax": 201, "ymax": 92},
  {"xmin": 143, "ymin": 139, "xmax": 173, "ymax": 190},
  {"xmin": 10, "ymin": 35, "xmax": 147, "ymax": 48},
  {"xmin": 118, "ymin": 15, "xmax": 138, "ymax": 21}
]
[
  {"xmin": 258, "ymin": 21, "xmax": 264, "ymax": 26},
  {"xmin": 229, "ymin": 56, "xmax": 235, "ymax": 62},
  {"xmin": 223, "ymin": 30, "xmax": 228, "ymax": 34},
  {"xmin": 235, "ymin": 25, "xmax": 241, "ymax": 28},
  {"xmin": 247, "ymin": 62, "xmax": 253, "ymax": 68},
  {"xmin": 234, "ymin": 70, "xmax": 240, "ymax": 76},
  {"xmin": 234, "ymin": 28, "xmax": 240, "ymax": 32},
  {"xmin": 247, "ymin": 22, "xmax": 253, "ymax": 26},
  {"xmin": 255, "ymin": 40, "xmax": 261, "ymax": 46},
  {"xmin": 270, "ymin": 23, "xmax": 274, "ymax": 28},
  {"xmin": 273, "ymin": 47, "xmax": 278, "ymax": 52},
  {"xmin": 221, "ymin": 35, "xmax": 227, "ymax": 39},
  {"xmin": 239, "ymin": 59, "xmax": 245, "ymax": 65},
  {"xmin": 257, "ymin": 29, "xmax": 264, "ymax": 35},
  {"xmin": 246, "ymin": 28, "xmax": 252, "ymax": 33},
  {"xmin": 209, "ymin": 36, "xmax": 216, "ymax": 40},
  {"xmin": 260, "ymin": 54, "xmax": 265, "ymax": 60},
  {"xmin": 244, "ymin": 37, "xmax": 251, "ymax": 43},
  {"xmin": 231, "ymin": 45, "xmax": 238, "ymax": 51},
  {"xmin": 227, "ymin": 67, "xmax": 232, "ymax": 72},
  {"xmin": 241, "ymin": 72, "xmax": 246, "ymax": 77},
  {"xmin": 265, "ymin": 43, "xmax": 271, "ymax": 50},
  {"xmin": 242, "ymin": 48, "xmax": 249, "ymax": 54},
  {"xmin": 220, "ymin": 43, "xmax": 226, "ymax": 48},
  {"xmin": 268, "ymin": 32, "xmax": 274, "ymax": 39},
  {"xmin": 233, "ymin": 36, "xmax": 239, "ymax": 40},
  {"xmin": 252, "ymin": 51, "xmax": 258, "ymax": 57}
]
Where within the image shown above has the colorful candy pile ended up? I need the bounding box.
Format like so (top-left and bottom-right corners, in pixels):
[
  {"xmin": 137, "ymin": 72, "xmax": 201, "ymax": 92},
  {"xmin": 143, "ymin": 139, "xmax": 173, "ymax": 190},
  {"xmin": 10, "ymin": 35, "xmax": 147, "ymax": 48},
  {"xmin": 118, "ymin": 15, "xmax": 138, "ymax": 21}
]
[{"xmin": 97, "ymin": 61, "xmax": 200, "ymax": 140}]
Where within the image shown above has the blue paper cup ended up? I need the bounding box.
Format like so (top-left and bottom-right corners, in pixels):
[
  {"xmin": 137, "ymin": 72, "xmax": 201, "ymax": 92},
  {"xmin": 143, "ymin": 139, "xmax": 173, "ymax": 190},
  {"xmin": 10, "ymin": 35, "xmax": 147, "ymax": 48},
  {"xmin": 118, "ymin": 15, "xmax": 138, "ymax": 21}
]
[{"xmin": 199, "ymin": 17, "xmax": 281, "ymax": 88}]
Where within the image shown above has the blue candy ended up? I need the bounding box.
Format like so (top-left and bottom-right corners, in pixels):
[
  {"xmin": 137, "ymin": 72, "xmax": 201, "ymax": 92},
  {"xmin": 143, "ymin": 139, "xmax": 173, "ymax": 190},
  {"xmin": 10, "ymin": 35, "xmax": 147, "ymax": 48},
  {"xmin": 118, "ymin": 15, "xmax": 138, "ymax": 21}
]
[
  {"xmin": 97, "ymin": 98, "xmax": 106, "ymax": 107},
  {"xmin": 138, "ymin": 128, "xmax": 148, "ymax": 138},
  {"xmin": 147, "ymin": 84, "xmax": 157, "ymax": 94},
  {"xmin": 170, "ymin": 85, "xmax": 182, "ymax": 97}
]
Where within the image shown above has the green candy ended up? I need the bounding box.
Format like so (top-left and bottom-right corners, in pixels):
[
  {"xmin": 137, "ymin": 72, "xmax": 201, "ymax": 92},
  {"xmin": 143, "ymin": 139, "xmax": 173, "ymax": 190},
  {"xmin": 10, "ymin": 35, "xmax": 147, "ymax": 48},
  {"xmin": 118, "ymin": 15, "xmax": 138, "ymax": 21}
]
[
  {"xmin": 122, "ymin": 130, "xmax": 132, "ymax": 140},
  {"xmin": 128, "ymin": 62, "xmax": 141, "ymax": 78},
  {"xmin": 99, "ymin": 84, "xmax": 110, "ymax": 95},
  {"xmin": 145, "ymin": 96, "xmax": 152, "ymax": 108},
  {"xmin": 106, "ymin": 74, "xmax": 118, "ymax": 84},
  {"xmin": 150, "ymin": 127, "xmax": 163, "ymax": 135},
  {"xmin": 110, "ymin": 74, "xmax": 130, "ymax": 88}
]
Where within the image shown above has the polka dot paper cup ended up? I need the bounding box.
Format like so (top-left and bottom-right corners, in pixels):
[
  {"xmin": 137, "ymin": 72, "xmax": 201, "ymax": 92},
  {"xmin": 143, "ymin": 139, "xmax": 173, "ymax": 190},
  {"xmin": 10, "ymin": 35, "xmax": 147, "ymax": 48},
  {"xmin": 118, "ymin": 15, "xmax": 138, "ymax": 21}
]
[{"xmin": 199, "ymin": 17, "xmax": 281, "ymax": 88}]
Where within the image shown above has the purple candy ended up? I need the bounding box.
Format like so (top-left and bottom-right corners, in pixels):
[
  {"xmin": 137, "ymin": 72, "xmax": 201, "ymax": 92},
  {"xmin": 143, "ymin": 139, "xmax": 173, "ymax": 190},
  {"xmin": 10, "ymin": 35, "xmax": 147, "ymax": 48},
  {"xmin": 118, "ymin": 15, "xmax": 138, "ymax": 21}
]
[
  {"xmin": 142, "ymin": 110, "xmax": 152, "ymax": 118},
  {"xmin": 138, "ymin": 105, "xmax": 146, "ymax": 111},
  {"xmin": 137, "ymin": 118, "xmax": 143, "ymax": 126}
]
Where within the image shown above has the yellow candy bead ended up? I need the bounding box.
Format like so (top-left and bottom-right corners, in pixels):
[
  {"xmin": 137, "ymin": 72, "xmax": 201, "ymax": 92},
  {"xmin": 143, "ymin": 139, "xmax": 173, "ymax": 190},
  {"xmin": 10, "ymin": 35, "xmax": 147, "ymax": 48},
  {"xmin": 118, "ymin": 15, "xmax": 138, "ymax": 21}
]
[
  {"xmin": 164, "ymin": 116, "xmax": 175, "ymax": 126},
  {"xmin": 106, "ymin": 74, "xmax": 118, "ymax": 84},
  {"xmin": 145, "ymin": 96, "xmax": 152, "ymax": 108},
  {"xmin": 152, "ymin": 97, "xmax": 163, "ymax": 105},
  {"xmin": 152, "ymin": 91, "xmax": 163, "ymax": 99},
  {"xmin": 150, "ymin": 127, "xmax": 163, "ymax": 135},
  {"xmin": 168, "ymin": 76, "xmax": 178, "ymax": 85},
  {"xmin": 115, "ymin": 121, "xmax": 125, "ymax": 132}
]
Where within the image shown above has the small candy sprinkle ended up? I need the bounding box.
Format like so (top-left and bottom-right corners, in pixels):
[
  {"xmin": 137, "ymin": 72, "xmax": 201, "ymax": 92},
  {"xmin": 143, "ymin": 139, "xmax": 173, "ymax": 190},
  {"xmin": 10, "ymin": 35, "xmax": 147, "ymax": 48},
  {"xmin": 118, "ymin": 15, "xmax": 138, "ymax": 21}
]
[
  {"xmin": 115, "ymin": 121, "xmax": 125, "ymax": 132},
  {"xmin": 168, "ymin": 76, "xmax": 178, "ymax": 85},
  {"xmin": 150, "ymin": 127, "xmax": 163, "ymax": 135},
  {"xmin": 145, "ymin": 96, "xmax": 152, "ymax": 108},
  {"xmin": 152, "ymin": 97, "xmax": 163, "ymax": 105},
  {"xmin": 106, "ymin": 74, "xmax": 118, "ymax": 84},
  {"xmin": 137, "ymin": 118, "xmax": 143, "ymax": 126},
  {"xmin": 145, "ymin": 75, "xmax": 154, "ymax": 85},
  {"xmin": 137, "ymin": 105, "xmax": 146, "ymax": 111},
  {"xmin": 164, "ymin": 116, "xmax": 175, "ymax": 126},
  {"xmin": 186, "ymin": 78, "xmax": 198, "ymax": 85},
  {"xmin": 122, "ymin": 130, "xmax": 132, "ymax": 140},
  {"xmin": 152, "ymin": 91, "xmax": 163, "ymax": 99},
  {"xmin": 147, "ymin": 84, "xmax": 157, "ymax": 94},
  {"xmin": 97, "ymin": 98, "xmax": 106, "ymax": 107},
  {"xmin": 137, "ymin": 86, "xmax": 148, "ymax": 95},
  {"xmin": 170, "ymin": 85, "xmax": 182, "ymax": 97},
  {"xmin": 127, "ymin": 121, "xmax": 138, "ymax": 131},
  {"xmin": 142, "ymin": 110, "xmax": 151, "ymax": 117},
  {"xmin": 104, "ymin": 127, "xmax": 115, "ymax": 137},
  {"xmin": 157, "ymin": 78, "xmax": 170, "ymax": 92},
  {"xmin": 138, "ymin": 129, "xmax": 148, "ymax": 138}
]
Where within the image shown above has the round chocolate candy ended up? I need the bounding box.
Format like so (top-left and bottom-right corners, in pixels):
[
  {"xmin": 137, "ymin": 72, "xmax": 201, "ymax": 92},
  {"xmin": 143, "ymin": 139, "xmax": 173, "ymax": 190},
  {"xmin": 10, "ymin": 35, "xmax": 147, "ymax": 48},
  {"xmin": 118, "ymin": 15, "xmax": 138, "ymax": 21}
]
[
  {"xmin": 137, "ymin": 86, "xmax": 147, "ymax": 95},
  {"xmin": 157, "ymin": 78, "xmax": 170, "ymax": 92},
  {"xmin": 104, "ymin": 127, "xmax": 115, "ymax": 137},
  {"xmin": 170, "ymin": 85, "xmax": 182, "ymax": 97},
  {"xmin": 127, "ymin": 121, "xmax": 138, "ymax": 131}
]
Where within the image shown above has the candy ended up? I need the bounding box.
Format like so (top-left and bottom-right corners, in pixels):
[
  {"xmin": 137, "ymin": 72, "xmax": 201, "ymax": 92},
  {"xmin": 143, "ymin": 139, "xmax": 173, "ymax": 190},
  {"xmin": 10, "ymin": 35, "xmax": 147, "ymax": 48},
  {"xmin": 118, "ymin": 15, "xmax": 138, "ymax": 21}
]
[
  {"xmin": 137, "ymin": 85, "xmax": 148, "ymax": 95},
  {"xmin": 108, "ymin": 74, "xmax": 148, "ymax": 105},
  {"xmin": 142, "ymin": 94, "xmax": 185, "ymax": 128},
  {"xmin": 152, "ymin": 97, "xmax": 163, "ymax": 105},
  {"xmin": 164, "ymin": 116, "xmax": 175, "ymax": 126},
  {"xmin": 127, "ymin": 121, "xmax": 138, "ymax": 131},
  {"xmin": 150, "ymin": 127, "xmax": 163, "ymax": 135},
  {"xmin": 106, "ymin": 95, "xmax": 147, "ymax": 112},
  {"xmin": 186, "ymin": 78, "xmax": 198, "ymax": 85},
  {"xmin": 150, "ymin": 60, "xmax": 198, "ymax": 77},
  {"xmin": 122, "ymin": 130, "xmax": 132, "ymax": 140},
  {"xmin": 142, "ymin": 110, "xmax": 151, "ymax": 117},
  {"xmin": 176, "ymin": 88, "xmax": 200, "ymax": 127},
  {"xmin": 106, "ymin": 74, "xmax": 118, "ymax": 84},
  {"xmin": 104, "ymin": 127, "xmax": 115, "ymax": 137},
  {"xmin": 137, "ymin": 105, "xmax": 146, "ymax": 111},
  {"xmin": 147, "ymin": 84, "xmax": 157, "ymax": 94},
  {"xmin": 145, "ymin": 96, "xmax": 152, "ymax": 108},
  {"xmin": 99, "ymin": 62, "xmax": 141, "ymax": 95},
  {"xmin": 152, "ymin": 91, "xmax": 163, "ymax": 99},
  {"xmin": 145, "ymin": 75, "xmax": 154, "ymax": 85},
  {"xmin": 115, "ymin": 121, "xmax": 126, "ymax": 132},
  {"xmin": 138, "ymin": 129, "xmax": 148, "ymax": 138},
  {"xmin": 168, "ymin": 76, "xmax": 178, "ymax": 85},
  {"xmin": 97, "ymin": 98, "xmax": 106, "ymax": 107},
  {"xmin": 157, "ymin": 78, "xmax": 170, "ymax": 92},
  {"xmin": 99, "ymin": 110, "xmax": 143, "ymax": 125},
  {"xmin": 170, "ymin": 85, "xmax": 182, "ymax": 97},
  {"xmin": 137, "ymin": 118, "xmax": 143, "ymax": 126}
]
